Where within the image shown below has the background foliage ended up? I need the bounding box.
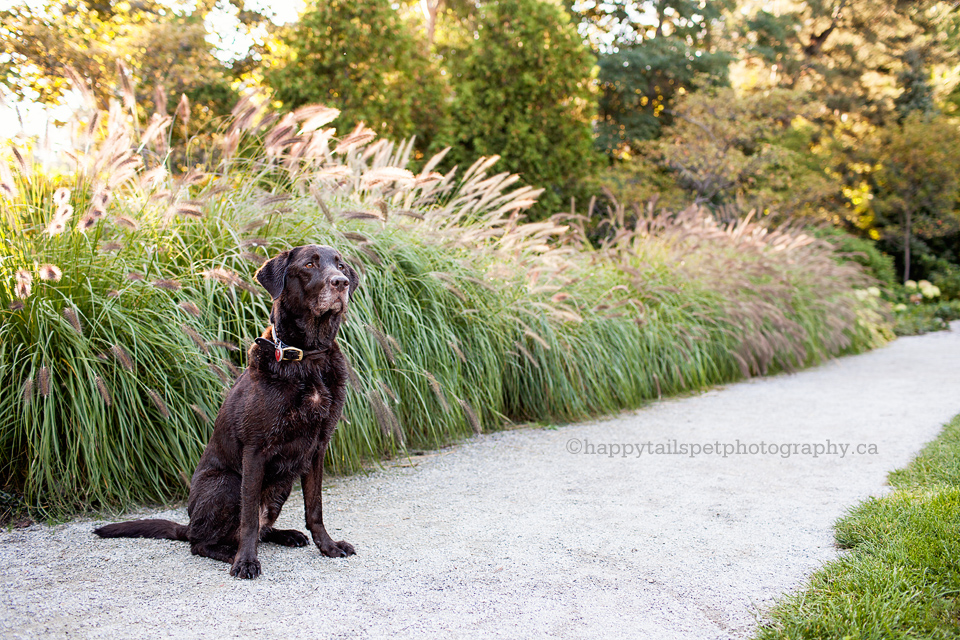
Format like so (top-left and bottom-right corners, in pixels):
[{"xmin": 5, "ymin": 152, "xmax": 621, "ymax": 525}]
[{"xmin": 0, "ymin": 99, "xmax": 885, "ymax": 516}]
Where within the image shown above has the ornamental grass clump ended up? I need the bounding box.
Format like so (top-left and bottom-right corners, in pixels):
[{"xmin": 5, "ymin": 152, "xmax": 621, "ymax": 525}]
[{"xmin": 0, "ymin": 86, "xmax": 888, "ymax": 516}]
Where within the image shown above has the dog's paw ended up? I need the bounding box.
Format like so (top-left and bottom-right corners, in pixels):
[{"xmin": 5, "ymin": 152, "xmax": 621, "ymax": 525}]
[
  {"xmin": 266, "ymin": 528, "xmax": 309, "ymax": 547},
  {"xmin": 319, "ymin": 539, "xmax": 356, "ymax": 558},
  {"xmin": 230, "ymin": 557, "xmax": 261, "ymax": 579}
]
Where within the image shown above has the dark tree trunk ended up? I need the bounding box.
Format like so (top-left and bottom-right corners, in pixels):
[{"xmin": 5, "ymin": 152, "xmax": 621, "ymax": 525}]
[{"xmin": 904, "ymin": 208, "xmax": 912, "ymax": 283}]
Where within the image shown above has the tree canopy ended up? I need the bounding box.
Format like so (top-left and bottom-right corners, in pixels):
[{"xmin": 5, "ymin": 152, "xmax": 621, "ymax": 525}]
[{"xmin": 263, "ymin": 0, "xmax": 450, "ymax": 150}]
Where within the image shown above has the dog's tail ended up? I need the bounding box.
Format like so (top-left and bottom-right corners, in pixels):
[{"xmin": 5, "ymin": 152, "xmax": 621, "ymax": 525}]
[{"xmin": 94, "ymin": 519, "xmax": 189, "ymax": 541}]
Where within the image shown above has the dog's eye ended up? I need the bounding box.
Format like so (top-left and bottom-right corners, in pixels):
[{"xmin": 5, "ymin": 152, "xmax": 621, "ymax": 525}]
[
  {"xmin": 338, "ymin": 262, "xmax": 345, "ymax": 271},
  {"xmin": 305, "ymin": 262, "xmax": 314, "ymax": 268}
]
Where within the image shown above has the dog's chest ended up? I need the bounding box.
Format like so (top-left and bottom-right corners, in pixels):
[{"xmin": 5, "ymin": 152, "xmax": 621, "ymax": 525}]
[
  {"xmin": 269, "ymin": 380, "xmax": 332, "ymax": 441},
  {"xmin": 260, "ymin": 382, "xmax": 333, "ymax": 478}
]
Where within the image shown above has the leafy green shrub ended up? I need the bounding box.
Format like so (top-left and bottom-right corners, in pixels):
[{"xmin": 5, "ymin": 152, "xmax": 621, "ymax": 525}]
[
  {"xmin": 892, "ymin": 300, "xmax": 960, "ymax": 336},
  {"xmin": 812, "ymin": 226, "xmax": 897, "ymax": 286},
  {"xmin": 264, "ymin": 0, "xmax": 450, "ymax": 151},
  {"xmin": 930, "ymin": 261, "xmax": 960, "ymax": 301},
  {"xmin": 440, "ymin": 0, "xmax": 598, "ymax": 216}
]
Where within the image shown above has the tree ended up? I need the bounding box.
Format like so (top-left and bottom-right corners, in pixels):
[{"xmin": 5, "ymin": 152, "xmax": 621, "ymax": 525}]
[
  {"xmin": 582, "ymin": 0, "xmax": 734, "ymax": 155},
  {"xmin": 263, "ymin": 0, "xmax": 450, "ymax": 150},
  {"xmin": 739, "ymin": 0, "xmax": 951, "ymax": 124},
  {"xmin": 442, "ymin": 0, "xmax": 598, "ymax": 215},
  {"xmin": 893, "ymin": 48, "xmax": 936, "ymax": 121},
  {"xmin": 644, "ymin": 88, "xmax": 834, "ymax": 216},
  {"xmin": 0, "ymin": 1, "xmax": 237, "ymax": 125},
  {"xmin": 871, "ymin": 114, "xmax": 960, "ymax": 282}
]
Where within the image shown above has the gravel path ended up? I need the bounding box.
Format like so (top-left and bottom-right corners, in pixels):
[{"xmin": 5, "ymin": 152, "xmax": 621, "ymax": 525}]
[{"xmin": 3, "ymin": 328, "xmax": 960, "ymax": 640}]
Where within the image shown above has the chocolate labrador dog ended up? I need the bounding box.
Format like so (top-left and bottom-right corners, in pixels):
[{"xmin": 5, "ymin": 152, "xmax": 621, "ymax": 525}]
[{"xmin": 95, "ymin": 244, "xmax": 359, "ymax": 579}]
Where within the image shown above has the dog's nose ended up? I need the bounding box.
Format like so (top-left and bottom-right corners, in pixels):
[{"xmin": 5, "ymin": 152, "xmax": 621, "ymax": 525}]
[{"xmin": 331, "ymin": 275, "xmax": 349, "ymax": 291}]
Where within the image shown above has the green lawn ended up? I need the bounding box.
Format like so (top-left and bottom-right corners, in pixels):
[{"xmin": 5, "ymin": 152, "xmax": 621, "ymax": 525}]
[{"xmin": 757, "ymin": 414, "xmax": 960, "ymax": 639}]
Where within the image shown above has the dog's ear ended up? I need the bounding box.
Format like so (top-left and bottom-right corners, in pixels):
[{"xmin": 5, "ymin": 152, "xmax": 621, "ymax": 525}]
[
  {"xmin": 343, "ymin": 260, "xmax": 360, "ymax": 296},
  {"xmin": 255, "ymin": 250, "xmax": 292, "ymax": 300}
]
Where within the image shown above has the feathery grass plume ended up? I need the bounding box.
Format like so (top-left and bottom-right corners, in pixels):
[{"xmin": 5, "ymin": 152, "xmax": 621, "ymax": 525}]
[
  {"xmin": 126, "ymin": 271, "xmax": 144, "ymax": 281},
  {"xmin": 342, "ymin": 232, "xmax": 370, "ymax": 244},
  {"xmin": 93, "ymin": 186, "xmax": 112, "ymax": 209},
  {"xmin": 314, "ymin": 166, "xmax": 352, "ymax": 184},
  {"xmin": 38, "ymin": 264, "xmax": 62, "ymax": 282},
  {"xmin": 22, "ymin": 378, "xmax": 33, "ymax": 404},
  {"xmin": 110, "ymin": 344, "xmax": 134, "ymax": 371},
  {"xmin": 53, "ymin": 187, "xmax": 70, "ymax": 206},
  {"xmin": 45, "ymin": 204, "xmax": 73, "ymax": 236},
  {"xmin": 265, "ymin": 112, "xmax": 297, "ymax": 156},
  {"xmin": 365, "ymin": 324, "xmax": 395, "ymax": 364},
  {"xmin": 45, "ymin": 219, "xmax": 67, "ymax": 236},
  {"xmin": 425, "ymin": 371, "xmax": 450, "ymax": 413},
  {"xmin": 513, "ymin": 341, "xmax": 540, "ymax": 368},
  {"xmin": 176, "ymin": 168, "xmax": 206, "ymax": 189},
  {"xmin": 150, "ymin": 189, "xmax": 172, "ymax": 203},
  {"xmin": 77, "ymin": 214, "xmax": 99, "ymax": 232},
  {"xmin": 170, "ymin": 201, "xmax": 203, "ymax": 218},
  {"xmin": 56, "ymin": 202, "xmax": 74, "ymax": 218},
  {"xmin": 9, "ymin": 301, "xmax": 24, "ymax": 311},
  {"xmin": 0, "ymin": 158, "xmax": 14, "ymax": 199},
  {"xmin": 10, "ymin": 145, "xmax": 29, "ymax": 175},
  {"xmin": 153, "ymin": 83, "xmax": 168, "ymax": 115},
  {"xmin": 242, "ymin": 218, "xmax": 267, "ymax": 232},
  {"xmin": 203, "ymin": 267, "xmax": 242, "ymax": 287},
  {"xmin": 181, "ymin": 324, "xmax": 209, "ymax": 352},
  {"xmin": 221, "ymin": 359, "xmax": 241, "ymax": 378},
  {"xmin": 146, "ymin": 388, "xmax": 170, "ymax": 419},
  {"xmin": 368, "ymin": 391, "xmax": 393, "ymax": 438},
  {"xmin": 38, "ymin": 366, "xmax": 50, "ymax": 398},
  {"xmin": 99, "ymin": 242, "xmax": 122, "ymax": 252},
  {"xmin": 94, "ymin": 377, "xmax": 112, "ymax": 407},
  {"xmin": 449, "ymin": 340, "xmax": 467, "ymax": 363},
  {"xmin": 343, "ymin": 358, "xmax": 362, "ymax": 392},
  {"xmin": 377, "ymin": 380, "xmax": 397, "ymax": 402},
  {"xmin": 255, "ymin": 194, "xmax": 289, "ymax": 208},
  {"xmin": 141, "ymin": 113, "xmax": 171, "ymax": 149},
  {"xmin": 153, "ymin": 279, "xmax": 182, "ymax": 291},
  {"xmin": 208, "ymin": 340, "xmax": 239, "ymax": 352},
  {"xmin": 107, "ymin": 290, "xmax": 120, "ymax": 298},
  {"xmin": 62, "ymin": 307, "xmax": 83, "ymax": 335},
  {"xmin": 457, "ymin": 397, "xmax": 482, "ymax": 434},
  {"xmin": 235, "ymin": 279, "xmax": 259, "ymax": 294},
  {"xmin": 117, "ymin": 62, "xmax": 136, "ymax": 111},
  {"xmin": 361, "ymin": 167, "xmax": 414, "ymax": 189},
  {"xmin": 190, "ymin": 404, "xmax": 211, "ymax": 424},
  {"xmin": 334, "ymin": 122, "xmax": 377, "ymax": 154},
  {"xmin": 114, "ymin": 215, "xmax": 139, "ymax": 230},
  {"xmin": 221, "ymin": 128, "xmax": 241, "ymax": 160},
  {"xmin": 179, "ymin": 301, "xmax": 201, "ymax": 317},
  {"xmin": 294, "ymin": 104, "xmax": 339, "ymax": 133},
  {"xmin": 140, "ymin": 166, "xmax": 167, "ymax": 189},
  {"xmin": 341, "ymin": 210, "xmax": 382, "ymax": 222},
  {"xmin": 208, "ymin": 363, "xmax": 231, "ymax": 386},
  {"xmin": 230, "ymin": 91, "xmax": 261, "ymax": 130},
  {"xmin": 175, "ymin": 93, "xmax": 190, "ymax": 126},
  {"xmin": 14, "ymin": 270, "xmax": 32, "ymax": 300},
  {"xmin": 240, "ymin": 251, "xmax": 265, "ymax": 265},
  {"xmin": 64, "ymin": 65, "xmax": 96, "ymax": 109}
]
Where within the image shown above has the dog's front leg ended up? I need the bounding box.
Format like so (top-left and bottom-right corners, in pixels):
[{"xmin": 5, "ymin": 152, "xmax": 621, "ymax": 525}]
[
  {"xmin": 303, "ymin": 443, "xmax": 355, "ymax": 558},
  {"xmin": 231, "ymin": 447, "xmax": 266, "ymax": 578}
]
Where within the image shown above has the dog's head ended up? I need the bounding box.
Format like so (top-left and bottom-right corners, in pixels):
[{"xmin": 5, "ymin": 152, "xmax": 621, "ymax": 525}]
[{"xmin": 255, "ymin": 244, "xmax": 359, "ymax": 318}]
